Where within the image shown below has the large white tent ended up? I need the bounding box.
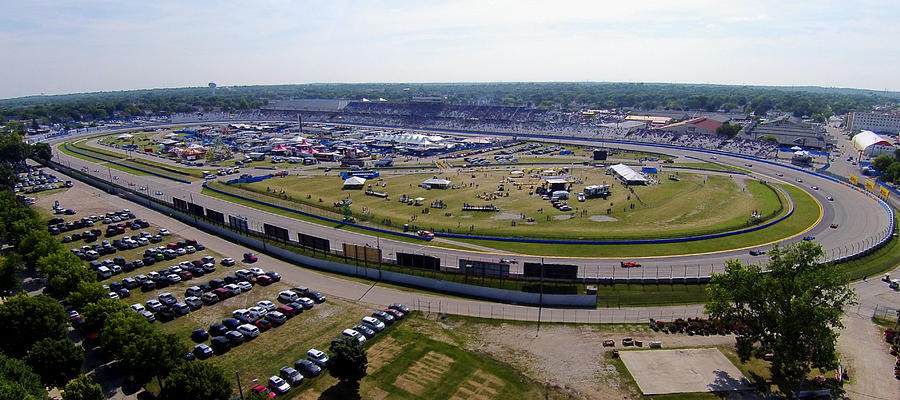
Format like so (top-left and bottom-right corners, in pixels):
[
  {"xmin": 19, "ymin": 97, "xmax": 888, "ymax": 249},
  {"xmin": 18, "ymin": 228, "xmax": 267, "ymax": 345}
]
[
  {"xmin": 342, "ymin": 176, "xmax": 366, "ymax": 189},
  {"xmin": 607, "ymin": 163, "xmax": 648, "ymax": 185},
  {"xmin": 852, "ymin": 130, "xmax": 895, "ymax": 157}
]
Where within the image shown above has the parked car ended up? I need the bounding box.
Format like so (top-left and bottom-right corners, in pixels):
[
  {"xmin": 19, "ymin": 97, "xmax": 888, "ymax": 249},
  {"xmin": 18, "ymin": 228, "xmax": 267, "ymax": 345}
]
[
  {"xmin": 307, "ymin": 290, "xmax": 326, "ymax": 303},
  {"xmin": 268, "ymin": 376, "xmax": 291, "ymax": 394},
  {"xmin": 243, "ymin": 252, "xmax": 258, "ymax": 263},
  {"xmin": 210, "ymin": 336, "xmax": 231, "ymax": 354},
  {"xmin": 265, "ymin": 311, "xmax": 287, "ymax": 326},
  {"xmin": 255, "ymin": 318, "xmax": 273, "ymax": 332},
  {"xmin": 193, "ymin": 343, "xmax": 213, "ymax": 359},
  {"xmin": 353, "ymin": 324, "xmax": 376, "ymax": 339},
  {"xmin": 307, "ymin": 349, "xmax": 329, "ymax": 366},
  {"xmin": 278, "ymin": 290, "xmax": 300, "ymax": 304},
  {"xmin": 222, "ymin": 318, "xmax": 241, "ymax": 330},
  {"xmin": 191, "ymin": 329, "xmax": 209, "ymax": 342},
  {"xmin": 294, "ymin": 359, "xmax": 321, "ymax": 377},
  {"xmin": 248, "ymin": 384, "xmax": 275, "ymax": 399},
  {"xmin": 209, "ymin": 323, "xmax": 229, "ymax": 337},
  {"xmin": 279, "ymin": 366, "xmax": 304, "ymax": 386},
  {"xmin": 237, "ymin": 324, "xmax": 260, "ymax": 340},
  {"xmin": 158, "ymin": 292, "xmax": 177, "ymax": 306},
  {"xmin": 221, "ymin": 257, "xmax": 235, "ymax": 266},
  {"xmin": 256, "ymin": 275, "xmax": 274, "ymax": 286},
  {"xmin": 225, "ymin": 330, "xmax": 245, "ymax": 346},
  {"xmin": 184, "ymin": 296, "xmax": 203, "ymax": 310},
  {"xmin": 342, "ymin": 328, "xmax": 366, "ymax": 343},
  {"xmin": 276, "ymin": 305, "xmax": 296, "ymax": 318},
  {"xmin": 372, "ymin": 311, "xmax": 394, "ymax": 325},
  {"xmin": 361, "ymin": 316, "xmax": 385, "ymax": 332},
  {"xmin": 236, "ymin": 281, "xmax": 253, "ymax": 292},
  {"xmin": 389, "ymin": 303, "xmax": 410, "ymax": 314},
  {"xmin": 201, "ymin": 292, "xmax": 220, "ymax": 305},
  {"xmin": 257, "ymin": 300, "xmax": 276, "ymax": 312}
]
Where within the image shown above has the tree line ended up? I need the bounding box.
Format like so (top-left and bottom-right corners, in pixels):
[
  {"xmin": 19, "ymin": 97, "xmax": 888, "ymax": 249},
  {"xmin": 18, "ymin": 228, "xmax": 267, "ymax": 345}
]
[{"xmin": 2, "ymin": 83, "xmax": 897, "ymax": 124}]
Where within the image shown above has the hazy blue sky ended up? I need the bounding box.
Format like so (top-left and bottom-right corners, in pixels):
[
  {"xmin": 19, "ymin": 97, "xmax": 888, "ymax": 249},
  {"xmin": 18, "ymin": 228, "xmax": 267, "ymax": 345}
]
[{"xmin": 1, "ymin": 0, "xmax": 898, "ymax": 99}]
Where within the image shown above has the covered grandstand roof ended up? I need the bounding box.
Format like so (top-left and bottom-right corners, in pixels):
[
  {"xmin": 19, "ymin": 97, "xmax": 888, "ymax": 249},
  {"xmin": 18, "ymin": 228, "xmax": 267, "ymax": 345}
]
[
  {"xmin": 261, "ymin": 99, "xmax": 350, "ymax": 112},
  {"xmin": 607, "ymin": 163, "xmax": 647, "ymax": 184},
  {"xmin": 852, "ymin": 130, "xmax": 894, "ymax": 152}
]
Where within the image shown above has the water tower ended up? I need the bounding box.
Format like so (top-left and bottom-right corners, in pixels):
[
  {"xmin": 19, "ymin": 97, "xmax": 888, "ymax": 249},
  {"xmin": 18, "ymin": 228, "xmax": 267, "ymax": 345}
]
[{"xmin": 208, "ymin": 82, "xmax": 217, "ymax": 95}]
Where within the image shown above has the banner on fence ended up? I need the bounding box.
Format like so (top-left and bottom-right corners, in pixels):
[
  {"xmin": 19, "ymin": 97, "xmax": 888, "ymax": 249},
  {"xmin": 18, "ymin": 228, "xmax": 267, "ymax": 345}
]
[
  {"xmin": 459, "ymin": 259, "xmax": 510, "ymax": 278},
  {"xmin": 396, "ymin": 252, "xmax": 441, "ymax": 270},
  {"xmin": 228, "ymin": 214, "xmax": 249, "ymax": 233},
  {"xmin": 263, "ymin": 223, "xmax": 289, "ymax": 242},
  {"xmin": 880, "ymin": 186, "xmax": 891, "ymax": 200},
  {"xmin": 298, "ymin": 233, "xmax": 330, "ymax": 252},
  {"xmin": 849, "ymin": 175, "xmax": 859, "ymax": 186},
  {"xmin": 523, "ymin": 262, "xmax": 578, "ymax": 280},
  {"xmin": 206, "ymin": 208, "xmax": 225, "ymax": 225},
  {"xmin": 865, "ymin": 179, "xmax": 875, "ymax": 192},
  {"xmin": 342, "ymin": 243, "xmax": 382, "ymax": 262}
]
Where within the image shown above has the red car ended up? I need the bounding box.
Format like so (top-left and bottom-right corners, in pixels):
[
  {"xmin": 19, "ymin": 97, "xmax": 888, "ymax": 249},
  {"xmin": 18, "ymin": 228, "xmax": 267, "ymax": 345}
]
[
  {"xmin": 275, "ymin": 305, "xmax": 296, "ymax": 318},
  {"xmin": 620, "ymin": 262, "xmax": 642, "ymax": 268},
  {"xmin": 830, "ymin": 223, "xmax": 839, "ymax": 229},
  {"xmin": 243, "ymin": 252, "xmax": 258, "ymax": 263},
  {"xmin": 213, "ymin": 288, "xmax": 233, "ymax": 301},
  {"xmin": 256, "ymin": 275, "xmax": 274, "ymax": 286},
  {"xmin": 417, "ymin": 230, "xmax": 434, "ymax": 238},
  {"xmin": 249, "ymin": 384, "xmax": 276, "ymax": 399},
  {"xmin": 178, "ymin": 270, "xmax": 193, "ymax": 280},
  {"xmin": 255, "ymin": 318, "xmax": 273, "ymax": 332}
]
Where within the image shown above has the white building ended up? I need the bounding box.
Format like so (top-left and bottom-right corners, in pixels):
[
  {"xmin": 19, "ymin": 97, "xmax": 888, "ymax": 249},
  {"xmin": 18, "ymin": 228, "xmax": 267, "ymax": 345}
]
[
  {"xmin": 848, "ymin": 112, "xmax": 900, "ymax": 134},
  {"xmin": 851, "ymin": 130, "xmax": 895, "ymax": 158}
]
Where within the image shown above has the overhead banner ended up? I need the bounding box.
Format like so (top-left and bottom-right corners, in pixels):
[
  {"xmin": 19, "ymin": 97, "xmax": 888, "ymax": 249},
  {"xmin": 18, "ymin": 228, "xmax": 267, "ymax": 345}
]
[
  {"xmin": 849, "ymin": 175, "xmax": 859, "ymax": 186},
  {"xmin": 865, "ymin": 180, "xmax": 875, "ymax": 192},
  {"xmin": 880, "ymin": 186, "xmax": 890, "ymax": 200}
]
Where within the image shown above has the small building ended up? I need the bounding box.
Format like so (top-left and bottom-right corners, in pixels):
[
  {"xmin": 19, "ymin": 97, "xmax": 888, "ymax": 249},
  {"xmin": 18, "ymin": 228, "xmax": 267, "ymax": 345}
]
[
  {"xmin": 422, "ymin": 178, "xmax": 451, "ymax": 189},
  {"xmin": 656, "ymin": 117, "xmax": 723, "ymax": 135},
  {"xmin": 342, "ymin": 176, "xmax": 366, "ymax": 190},
  {"xmin": 607, "ymin": 164, "xmax": 648, "ymax": 185},
  {"xmin": 584, "ymin": 184, "xmax": 611, "ymax": 198},
  {"xmin": 852, "ymin": 130, "xmax": 895, "ymax": 158},
  {"xmin": 791, "ymin": 151, "xmax": 813, "ymax": 166}
]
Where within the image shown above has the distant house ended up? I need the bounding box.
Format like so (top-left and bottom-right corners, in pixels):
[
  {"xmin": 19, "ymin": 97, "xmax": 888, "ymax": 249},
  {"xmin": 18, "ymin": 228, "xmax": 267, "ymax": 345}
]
[
  {"xmin": 740, "ymin": 115, "xmax": 827, "ymax": 149},
  {"xmin": 657, "ymin": 117, "xmax": 723, "ymax": 135}
]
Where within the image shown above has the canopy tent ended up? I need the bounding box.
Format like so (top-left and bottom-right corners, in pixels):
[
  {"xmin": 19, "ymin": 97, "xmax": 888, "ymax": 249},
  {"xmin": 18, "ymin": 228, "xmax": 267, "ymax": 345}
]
[
  {"xmin": 342, "ymin": 176, "xmax": 366, "ymax": 189},
  {"xmin": 607, "ymin": 163, "xmax": 648, "ymax": 185},
  {"xmin": 117, "ymin": 133, "xmax": 133, "ymax": 139},
  {"xmin": 790, "ymin": 146, "xmax": 803, "ymax": 151},
  {"xmin": 422, "ymin": 178, "xmax": 451, "ymax": 189}
]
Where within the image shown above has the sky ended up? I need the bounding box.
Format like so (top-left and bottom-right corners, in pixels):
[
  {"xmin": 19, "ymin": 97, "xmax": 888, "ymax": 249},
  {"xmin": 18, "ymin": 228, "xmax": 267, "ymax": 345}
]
[{"xmin": 1, "ymin": 0, "xmax": 899, "ymax": 99}]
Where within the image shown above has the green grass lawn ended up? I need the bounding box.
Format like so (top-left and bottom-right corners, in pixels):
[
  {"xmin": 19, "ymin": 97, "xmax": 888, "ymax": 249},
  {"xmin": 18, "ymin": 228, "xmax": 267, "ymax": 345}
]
[
  {"xmin": 71, "ymin": 139, "xmax": 205, "ymax": 179},
  {"xmin": 670, "ymin": 162, "xmax": 740, "ymax": 172},
  {"xmin": 231, "ymin": 168, "xmax": 782, "ymax": 241}
]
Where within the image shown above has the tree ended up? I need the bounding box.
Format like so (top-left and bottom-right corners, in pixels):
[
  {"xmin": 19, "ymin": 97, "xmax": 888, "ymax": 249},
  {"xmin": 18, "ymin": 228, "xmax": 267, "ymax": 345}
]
[
  {"xmin": 66, "ymin": 281, "xmax": 108, "ymax": 311},
  {"xmin": 25, "ymin": 338, "xmax": 84, "ymax": 388},
  {"xmin": 0, "ymin": 293, "xmax": 68, "ymax": 357},
  {"xmin": 0, "ymin": 254, "xmax": 24, "ymax": 296},
  {"xmin": 706, "ymin": 241, "xmax": 855, "ymax": 391},
  {"xmin": 31, "ymin": 142, "xmax": 52, "ymax": 162},
  {"xmin": 40, "ymin": 251, "xmax": 94, "ymax": 298},
  {"xmin": 872, "ymin": 154, "xmax": 894, "ymax": 172},
  {"xmin": 884, "ymin": 162, "xmax": 900, "ymax": 183},
  {"xmin": 19, "ymin": 229, "xmax": 62, "ymax": 270},
  {"xmin": 760, "ymin": 135, "xmax": 778, "ymax": 143},
  {"xmin": 62, "ymin": 375, "xmax": 104, "ymax": 400},
  {"xmin": 81, "ymin": 298, "xmax": 127, "ymax": 336},
  {"xmin": 715, "ymin": 122, "xmax": 743, "ymax": 137},
  {"xmin": 0, "ymin": 353, "xmax": 47, "ymax": 400},
  {"xmin": 327, "ymin": 336, "xmax": 368, "ymax": 384},
  {"xmin": 159, "ymin": 362, "xmax": 231, "ymax": 400},
  {"xmin": 0, "ymin": 132, "xmax": 32, "ymax": 165},
  {"xmin": 120, "ymin": 332, "xmax": 185, "ymax": 387}
]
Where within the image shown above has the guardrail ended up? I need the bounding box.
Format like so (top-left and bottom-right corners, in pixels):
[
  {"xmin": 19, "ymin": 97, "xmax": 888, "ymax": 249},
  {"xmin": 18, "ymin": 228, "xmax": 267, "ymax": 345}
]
[{"xmin": 62, "ymin": 143, "xmax": 192, "ymax": 184}]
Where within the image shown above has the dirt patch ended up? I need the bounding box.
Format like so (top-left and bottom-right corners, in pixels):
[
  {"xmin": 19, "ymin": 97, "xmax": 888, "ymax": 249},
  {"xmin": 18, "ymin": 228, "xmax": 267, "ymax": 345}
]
[
  {"xmin": 491, "ymin": 213, "xmax": 521, "ymax": 220},
  {"xmin": 392, "ymin": 351, "xmax": 454, "ymax": 396},
  {"xmin": 619, "ymin": 348, "xmax": 752, "ymax": 395},
  {"xmin": 466, "ymin": 322, "xmax": 736, "ymax": 400},
  {"xmin": 367, "ymin": 337, "xmax": 407, "ymax": 374},
  {"xmin": 367, "ymin": 386, "xmax": 390, "ymax": 400},
  {"xmin": 589, "ymin": 215, "xmax": 618, "ymax": 222},
  {"xmin": 553, "ymin": 215, "xmax": 573, "ymax": 220},
  {"xmin": 448, "ymin": 369, "xmax": 507, "ymax": 400}
]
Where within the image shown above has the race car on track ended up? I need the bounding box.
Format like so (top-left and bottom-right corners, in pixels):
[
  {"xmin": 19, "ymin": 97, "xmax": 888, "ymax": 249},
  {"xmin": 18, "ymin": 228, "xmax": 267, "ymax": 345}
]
[{"xmin": 620, "ymin": 262, "xmax": 642, "ymax": 268}]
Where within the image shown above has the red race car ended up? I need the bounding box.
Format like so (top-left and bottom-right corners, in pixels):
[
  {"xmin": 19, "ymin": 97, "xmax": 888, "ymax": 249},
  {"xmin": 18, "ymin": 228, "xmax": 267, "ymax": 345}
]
[{"xmin": 620, "ymin": 262, "xmax": 642, "ymax": 268}]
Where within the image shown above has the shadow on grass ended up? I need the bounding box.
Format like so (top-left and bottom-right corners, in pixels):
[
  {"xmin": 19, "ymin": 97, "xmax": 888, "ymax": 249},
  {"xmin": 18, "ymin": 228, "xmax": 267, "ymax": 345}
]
[{"xmin": 319, "ymin": 380, "xmax": 361, "ymax": 400}]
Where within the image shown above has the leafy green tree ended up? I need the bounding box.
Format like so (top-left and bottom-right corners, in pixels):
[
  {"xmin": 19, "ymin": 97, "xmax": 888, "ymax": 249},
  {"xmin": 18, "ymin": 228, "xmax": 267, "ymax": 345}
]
[
  {"xmin": 39, "ymin": 250, "xmax": 94, "ymax": 298},
  {"xmin": 0, "ymin": 132, "xmax": 32, "ymax": 165},
  {"xmin": 706, "ymin": 241, "xmax": 855, "ymax": 391},
  {"xmin": 81, "ymin": 298, "xmax": 127, "ymax": 335},
  {"xmin": 0, "ymin": 293, "xmax": 68, "ymax": 357},
  {"xmin": 884, "ymin": 162, "xmax": 900, "ymax": 183},
  {"xmin": 61, "ymin": 374, "xmax": 104, "ymax": 400},
  {"xmin": 31, "ymin": 142, "xmax": 52, "ymax": 162},
  {"xmin": 760, "ymin": 135, "xmax": 778, "ymax": 142},
  {"xmin": 25, "ymin": 338, "xmax": 85, "ymax": 388},
  {"xmin": 872, "ymin": 154, "xmax": 894, "ymax": 172},
  {"xmin": 120, "ymin": 332, "xmax": 185, "ymax": 387},
  {"xmin": 159, "ymin": 362, "xmax": 231, "ymax": 400},
  {"xmin": 19, "ymin": 229, "xmax": 62, "ymax": 270},
  {"xmin": 715, "ymin": 122, "xmax": 743, "ymax": 137},
  {"xmin": 0, "ymin": 163, "xmax": 16, "ymax": 191},
  {"xmin": 0, "ymin": 353, "xmax": 47, "ymax": 400},
  {"xmin": 98, "ymin": 311, "xmax": 154, "ymax": 355},
  {"xmin": 66, "ymin": 281, "xmax": 108, "ymax": 311},
  {"xmin": 0, "ymin": 190, "xmax": 43, "ymax": 243},
  {"xmin": 327, "ymin": 336, "xmax": 368, "ymax": 384},
  {"xmin": 0, "ymin": 254, "xmax": 24, "ymax": 296}
]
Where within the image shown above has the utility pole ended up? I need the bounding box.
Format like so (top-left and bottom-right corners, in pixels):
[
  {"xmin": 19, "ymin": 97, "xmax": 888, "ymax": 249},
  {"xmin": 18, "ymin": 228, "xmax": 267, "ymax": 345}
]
[{"xmin": 235, "ymin": 371, "xmax": 244, "ymax": 400}]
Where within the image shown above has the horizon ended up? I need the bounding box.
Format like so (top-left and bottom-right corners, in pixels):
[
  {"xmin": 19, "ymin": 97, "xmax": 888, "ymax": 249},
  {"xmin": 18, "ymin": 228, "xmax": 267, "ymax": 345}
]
[{"xmin": 2, "ymin": 1, "xmax": 899, "ymax": 99}]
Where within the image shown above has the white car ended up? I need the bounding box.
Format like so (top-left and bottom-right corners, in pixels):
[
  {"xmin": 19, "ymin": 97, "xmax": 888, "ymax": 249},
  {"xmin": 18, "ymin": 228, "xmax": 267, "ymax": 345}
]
[
  {"xmin": 307, "ymin": 349, "xmax": 329, "ymax": 366},
  {"xmin": 342, "ymin": 328, "xmax": 366, "ymax": 343},
  {"xmin": 268, "ymin": 376, "xmax": 291, "ymax": 395},
  {"xmin": 130, "ymin": 304, "xmax": 145, "ymax": 313},
  {"xmin": 361, "ymin": 316, "xmax": 385, "ymax": 332},
  {"xmin": 232, "ymin": 309, "xmax": 258, "ymax": 323},
  {"xmin": 249, "ymin": 305, "xmax": 267, "ymax": 317},
  {"xmin": 248, "ymin": 267, "xmax": 265, "ymax": 276},
  {"xmin": 237, "ymin": 324, "xmax": 260, "ymax": 339},
  {"xmin": 278, "ymin": 290, "xmax": 299, "ymax": 304},
  {"xmin": 223, "ymin": 283, "xmax": 241, "ymax": 295},
  {"xmin": 107, "ymin": 292, "xmax": 119, "ymax": 299},
  {"xmin": 185, "ymin": 245, "xmax": 196, "ymax": 254},
  {"xmin": 257, "ymin": 300, "xmax": 276, "ymax": 311},
  {"xmin": 159, "ymin": 229, "xmax": 170, "ymax": 236},
  {"xmin": 236, "ymin": 281, "xmax": 252, "ymax": 292},
  {"xmin": 221, "ymin": 257, "xmax": 235, "ymax": 266}
]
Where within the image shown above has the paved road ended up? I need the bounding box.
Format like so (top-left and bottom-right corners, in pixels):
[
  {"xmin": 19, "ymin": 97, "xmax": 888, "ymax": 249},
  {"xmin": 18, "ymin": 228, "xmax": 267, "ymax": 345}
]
[{"xmin": 50, "ymin": 133, "xmax": 891, "ymax": 280}]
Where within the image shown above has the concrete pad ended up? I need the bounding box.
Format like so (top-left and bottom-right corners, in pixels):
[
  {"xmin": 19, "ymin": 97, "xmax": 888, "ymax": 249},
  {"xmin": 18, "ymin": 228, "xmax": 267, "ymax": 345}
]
[{"xmin": 619, "ymin": 348, "xmax": 753, "ymax": 395}]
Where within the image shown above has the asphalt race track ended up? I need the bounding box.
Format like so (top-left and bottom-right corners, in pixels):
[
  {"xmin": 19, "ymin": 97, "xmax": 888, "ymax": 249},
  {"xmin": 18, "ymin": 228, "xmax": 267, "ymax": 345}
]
[{"xmin": 48, "ymin": 126, "xmax": 892, "ymax": 280}]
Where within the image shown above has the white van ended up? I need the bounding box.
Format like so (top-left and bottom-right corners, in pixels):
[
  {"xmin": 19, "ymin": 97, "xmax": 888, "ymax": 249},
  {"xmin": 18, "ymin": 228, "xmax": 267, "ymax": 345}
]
[{"xmin": 237, "ymin": 324, "xmax": 260, "ymax": 339}]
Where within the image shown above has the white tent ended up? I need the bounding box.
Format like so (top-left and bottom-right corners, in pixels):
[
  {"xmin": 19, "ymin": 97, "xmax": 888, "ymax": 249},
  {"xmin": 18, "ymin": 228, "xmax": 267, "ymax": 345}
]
[
  {"xmin": 790, "ymin": 146, "xmax": 803, "ymax": 151},
  {"xmin": 342, "ymin": 176, "xmax": 366, "ymax": 189},
  {"xmin": 423, "ymin": 178, "xmax": 451, "ymax": 189},
  {"xmin": 607, "ymin": 163, "xmax": 648, "ymax": 185},
  {"xmin": 117, "ymin": 133, "xmax": 133, "ymax": 139}
]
